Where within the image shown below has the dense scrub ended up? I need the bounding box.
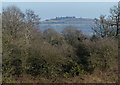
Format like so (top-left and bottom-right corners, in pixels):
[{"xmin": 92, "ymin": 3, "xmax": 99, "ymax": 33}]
[{"xmin": 2, "ymin": 6, "xmax": 119, "ymax": 83}]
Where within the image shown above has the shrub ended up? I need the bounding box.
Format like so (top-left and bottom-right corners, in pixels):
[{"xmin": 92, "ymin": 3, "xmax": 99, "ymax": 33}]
[
  {"xmin": 3, "ymin": 58, "xmax": 23, "ymax": 76},
  {"xmin": 42, "ymin": 64, "xmax": 62, "ymax": 79},
  {"xmin": 76, "ymin": 42, "xmax": 90, "ymax": 57},
  {"xmin": 10, "ymin": 58, "xmax": 23, "ymax": 76},
  {"xmin": 25, "ymin": 56, "xmax": 63, "ymax": 78},
  {"xmin": 89, "ymin": 38, "xmax": 118, "ymax": 71},
  {"xmin": 75, "ymin": 42, "xmax": 91, "ymax": 71},
  {"xmin": 63, "ymin": 61, "xmax": 86, "ymax": 78},
  {"xmin": 62, "ymin": 27, "xmax": 85, "ymax": 46},
  {"xmin": 25, "ymin": 57, "xmax": 46, "ymax": 76},
  {"xmin": 2, "ymin": 57, "xmax": 23, "ymax": 83},
  {"xmin": 43, "ymin": 28, "xmax": 64, "ymax": 46}
]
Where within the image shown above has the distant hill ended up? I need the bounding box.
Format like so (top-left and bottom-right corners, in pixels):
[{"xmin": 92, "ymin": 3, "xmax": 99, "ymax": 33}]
[
  {"xmin": 39, "ymin": 17, "xmax": 95, "ymax": 35},
  {"xmin": 41, "ymin": 16, "xmax": 94, "ymax": 24}
]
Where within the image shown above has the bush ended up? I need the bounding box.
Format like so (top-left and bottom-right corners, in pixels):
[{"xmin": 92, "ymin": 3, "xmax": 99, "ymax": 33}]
[
  {"xmin": 3, "ymin": 58, "xmax": 23, "ymax": 76},
  {"xmin": 63, "ymin": 61, "xmax": 86, "ymax": 78},
  {"xmin": 25, "ymin": 57, "xmax": 46, "ymax": 76},
  {"xmin": 76, "ymin": 42, "xmax": 90, "ymax": 57},
  {"xmin": 43, "ymin": 28, "xmax": 64, "ymax": 46},
  {"xmin": 89, "ymin": 38, "xmax": 118, "ymax": 71},
  {"xmin": 75, "ymin": 42, "xmax": 91, "ymax": 71},
  {"xmin": 25, "ymin": 57, "xmax": 63, "ymax": 78},
  {"xmin": 62, "ymin": 27, "xmax": 85, "ymax": 46},
  {"xmin": 43, "ymin": 64, "xmax": 62, "ymax": 79},
  {"xmin": 10, "ymin": 58, "xmax": 23, "ymax": 76}
]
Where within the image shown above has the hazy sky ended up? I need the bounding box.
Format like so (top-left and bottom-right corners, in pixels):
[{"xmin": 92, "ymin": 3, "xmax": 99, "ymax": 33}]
[{"xmin": 2, "ymin": 2, "xmax": 117, "ymax": 21}]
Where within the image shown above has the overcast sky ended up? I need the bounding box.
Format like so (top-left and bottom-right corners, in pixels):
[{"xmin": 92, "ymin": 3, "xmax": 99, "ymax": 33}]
[{"xmin": 2, "ymin": 2, "xmax": 118, "ymax": 20}]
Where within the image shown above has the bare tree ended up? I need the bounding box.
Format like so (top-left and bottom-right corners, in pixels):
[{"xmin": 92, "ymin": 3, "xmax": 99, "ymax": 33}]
[
  {"xmin": 92, "ymin": 2, "xmax": 120, "ymax": 38},
  {"xmin": 2, "ymin": 6, "xmax": 24, "ymax": 38},
  {"xmin": 109, "ymin": 1, "xmax": 120, "ymax": 36},
  {"xmin": 2, "ymin": 6, "xmax": 41, "ymax": 59},
  {"xmin": 92, "ymin": 15, "xmax": 116, "ymax": 38}
]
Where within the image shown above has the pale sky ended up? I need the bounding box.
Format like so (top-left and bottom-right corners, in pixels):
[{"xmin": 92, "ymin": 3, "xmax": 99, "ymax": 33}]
[
  {"xmin": 2, "ymin": 2, "xmax": 118, "ymax": 20},
  {"xmin": 1, "ymin": 0, "xmax": 119, "ymax": 2}
]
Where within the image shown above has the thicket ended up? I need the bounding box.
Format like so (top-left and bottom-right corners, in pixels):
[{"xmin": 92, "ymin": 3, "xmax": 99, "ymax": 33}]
[{"xmin": 2, "ymin": 5, "xmax": 119, "ymax": 83}]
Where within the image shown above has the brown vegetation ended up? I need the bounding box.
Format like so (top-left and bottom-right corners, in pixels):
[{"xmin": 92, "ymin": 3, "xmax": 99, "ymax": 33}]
[{"xmin": 2, "ymin": 3, "xmax": 119, "ymax": 83}]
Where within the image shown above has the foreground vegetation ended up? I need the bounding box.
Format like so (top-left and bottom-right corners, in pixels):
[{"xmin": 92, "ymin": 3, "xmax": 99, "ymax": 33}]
[{"xmin": 2, "ymin": 3, "xmax": 119, "ymax": 83}]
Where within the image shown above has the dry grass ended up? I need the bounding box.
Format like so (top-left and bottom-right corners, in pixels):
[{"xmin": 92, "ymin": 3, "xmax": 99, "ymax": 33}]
[{"xmin": 8, "ymin": 71, "xmax": 118, "ymax": 83}]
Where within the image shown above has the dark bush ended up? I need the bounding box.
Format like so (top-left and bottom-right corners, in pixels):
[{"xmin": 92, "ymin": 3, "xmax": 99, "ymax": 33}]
[
  {"xmin": 75, "ymin": 42, "xmax": 90, "ymax": 70},
  {"xmin": 10, "ymin": 58, "xmax": 23, "ymax": 76},
  {"xmin": 63, "ymin": 61, "xmax": 85, "ymax": 78},
  {"xmin": 3, "ymin": 57, "xmax": 23, "ymax": 78},
  {"xmin": 25, "ymin": 57, "xmax": 46, "ymax": 76}
]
